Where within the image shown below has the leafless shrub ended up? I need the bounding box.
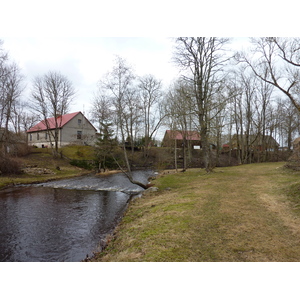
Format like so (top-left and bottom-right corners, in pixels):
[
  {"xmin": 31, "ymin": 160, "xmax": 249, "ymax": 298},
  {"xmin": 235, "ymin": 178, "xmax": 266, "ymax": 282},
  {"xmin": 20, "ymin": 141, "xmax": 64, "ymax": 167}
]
[{"xmin": 0, "ymin": 155, "xmax": 22, "ymax": 175}]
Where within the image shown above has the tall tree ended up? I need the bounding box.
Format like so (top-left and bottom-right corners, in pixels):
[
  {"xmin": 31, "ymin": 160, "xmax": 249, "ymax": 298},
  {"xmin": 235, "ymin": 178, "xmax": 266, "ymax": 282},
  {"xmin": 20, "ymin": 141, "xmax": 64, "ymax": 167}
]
[
  {"xmin": 99, "ymin": 56, "xmax": 136, "ymax": 144},
  {"xmin": 164, "ymin": 79, "xmax": 195, "ymax": 171},
  {"xmin": 276, "ymin": 98, "xmax": 300, "ymax": 151},
  {"xmin": 97, "ymin": 56, "xmax": 148, "ymax": 189},
  {"xmin": 91, "ymin": 87, "xmax": 113, "ymax": 136},
  {"xmin": 0, "ymin": 40, "xmax": 24, "ymax": 155},
  {"xmin": 138, "ymin": 74, "xmax": 164, "ymax": 153},
  {"xmin": 253, "ymin": 77, "xmax": 274, "ymax": 162},
  {"xmin": 91, "ymin": 88, "xmax": 117, "ymax": 171},
  {"xmin": 173, "ymin": 37, "xmax": 231, "ymax": 172},
  {"xmin": 30, "ymin": 71, "xmax": 76, "ymax": 157}
]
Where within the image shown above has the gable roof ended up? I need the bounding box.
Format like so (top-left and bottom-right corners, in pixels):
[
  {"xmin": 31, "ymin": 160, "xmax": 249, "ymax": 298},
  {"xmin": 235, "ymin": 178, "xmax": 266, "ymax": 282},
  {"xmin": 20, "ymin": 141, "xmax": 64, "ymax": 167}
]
[
  {"xmin": 27, "ymin": 112, "xmax": 92, "ymax": 133},
  {"xmin": 164, "ymin": 130, "xmax": 201, "ymax": 141},
  {"xmin": 231, "ymin": 134, "xmax": 279, "ymax": 147}
]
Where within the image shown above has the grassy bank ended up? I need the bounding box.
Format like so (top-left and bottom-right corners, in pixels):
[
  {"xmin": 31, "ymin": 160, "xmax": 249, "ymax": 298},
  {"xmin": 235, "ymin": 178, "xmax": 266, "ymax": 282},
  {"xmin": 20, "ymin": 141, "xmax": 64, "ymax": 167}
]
[
  {"xmin": 0, "ymin": 147, "xmax": 90, "ymax": 189},
  {"xmin": 91, "ymin": 162, "xmax": 300, "ymax": 262}
]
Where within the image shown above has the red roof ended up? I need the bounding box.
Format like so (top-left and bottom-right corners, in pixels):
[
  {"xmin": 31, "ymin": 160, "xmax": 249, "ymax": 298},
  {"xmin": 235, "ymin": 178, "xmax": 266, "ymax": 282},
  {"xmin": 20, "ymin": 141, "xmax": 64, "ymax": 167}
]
[
  {"xmin": 27, "ymin": 112, "xmax": 81, "ymax": 133},
  {"xmin": 165, "ymin": 130, "xmax": 200, "ymax": 141}
]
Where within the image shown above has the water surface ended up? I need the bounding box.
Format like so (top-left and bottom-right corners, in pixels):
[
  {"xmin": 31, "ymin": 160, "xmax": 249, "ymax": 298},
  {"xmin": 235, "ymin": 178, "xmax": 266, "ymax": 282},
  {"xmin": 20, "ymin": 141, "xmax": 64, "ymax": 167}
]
[{"xmin": 0, "ymin": 170, "xmax": 152, "ymax": 262}]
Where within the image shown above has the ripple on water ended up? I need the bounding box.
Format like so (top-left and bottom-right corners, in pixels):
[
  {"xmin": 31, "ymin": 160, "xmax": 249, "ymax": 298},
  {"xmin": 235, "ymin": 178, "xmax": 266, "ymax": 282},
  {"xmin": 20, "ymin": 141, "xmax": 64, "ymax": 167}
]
[{"xmin": 0, "ymin": 170, "xmax": 153, "ymax": 262}]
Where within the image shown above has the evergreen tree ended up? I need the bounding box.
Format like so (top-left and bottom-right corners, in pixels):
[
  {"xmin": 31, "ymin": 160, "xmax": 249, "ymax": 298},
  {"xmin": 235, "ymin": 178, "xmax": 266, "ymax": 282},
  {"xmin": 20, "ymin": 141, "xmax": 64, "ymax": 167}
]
[{"xmin": 95, "ymin": 121, "xmax": 117, "ymax": 172}]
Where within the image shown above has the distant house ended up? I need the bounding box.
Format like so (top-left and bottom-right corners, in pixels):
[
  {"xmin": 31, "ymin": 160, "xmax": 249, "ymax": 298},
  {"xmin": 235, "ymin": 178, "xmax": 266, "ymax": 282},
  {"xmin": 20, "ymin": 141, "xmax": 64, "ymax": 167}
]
[
  {"xmin": 27, "ymin": 112, "xmax": 97, "ymax": 148},
  {"xmin": 230, "ymin": 134, "xmax": 279, "ymax": 151},
  {"xmin": 162, "ymin": 130, "xmax": 201, "ymax": 149},
  {"xmin": 222, "ymin": 144, "xmax": 230, "ymax": 152}
]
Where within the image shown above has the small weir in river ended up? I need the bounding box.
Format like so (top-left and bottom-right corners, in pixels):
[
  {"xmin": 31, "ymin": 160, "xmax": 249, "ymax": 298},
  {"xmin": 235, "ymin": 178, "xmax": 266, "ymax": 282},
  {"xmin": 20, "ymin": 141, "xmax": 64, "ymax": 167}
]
[{"xmin": 0, "ymin": 170, "xmax": 153, "ymax": 262}]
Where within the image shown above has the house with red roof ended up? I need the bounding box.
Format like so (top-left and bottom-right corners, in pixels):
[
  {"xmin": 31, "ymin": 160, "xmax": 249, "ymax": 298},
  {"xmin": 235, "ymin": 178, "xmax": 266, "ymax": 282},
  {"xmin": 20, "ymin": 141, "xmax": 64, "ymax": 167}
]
[
  {"xmin": 27, "ymin": 112, "xmax": 97, "ymax": 148},
  {"xmin": 162, "ymin": 130, "xmax": 201, "ymax": 148}
]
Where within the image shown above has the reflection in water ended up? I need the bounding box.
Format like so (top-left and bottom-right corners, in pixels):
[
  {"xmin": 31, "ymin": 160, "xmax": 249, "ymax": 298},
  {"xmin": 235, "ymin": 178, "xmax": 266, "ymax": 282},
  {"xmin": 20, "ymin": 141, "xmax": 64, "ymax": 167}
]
[{"xmin": 0, "ymin": 170, "xmax": 153, "ymax": 262}]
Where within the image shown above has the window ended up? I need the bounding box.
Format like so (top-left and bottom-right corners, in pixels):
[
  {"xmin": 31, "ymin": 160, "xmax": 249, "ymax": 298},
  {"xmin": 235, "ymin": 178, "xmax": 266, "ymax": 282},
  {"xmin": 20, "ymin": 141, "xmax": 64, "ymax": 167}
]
[
  {"xmin": 30, "ymin": 134, "xmax": 32, "ymax": 141},
  {"xmin": 78, "ymin": 119, "xmax": 82, "ymax": 125},
  {"xmin": 77, "ymin": 131, "xmax": 82, "ymax": 139},
  {"xmin": 45, "ymin": 132, "xmax": 48, "ymax": 140},
  {"xmin": 37, "ymin": 133, "xmax": 39, "ymax": 140}
]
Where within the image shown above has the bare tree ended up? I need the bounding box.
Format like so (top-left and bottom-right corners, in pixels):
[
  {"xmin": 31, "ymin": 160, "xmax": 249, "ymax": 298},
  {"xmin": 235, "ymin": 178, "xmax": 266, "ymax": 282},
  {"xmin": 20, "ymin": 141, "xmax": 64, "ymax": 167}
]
[
  {"xmin": 173, "ymin": 37, "xmax": 231, "ymax": 172},
  {"xmin": 164, "ymin": 79, "xmax": 195, "ymax": 171},
  {"xmin": 0, "ymin": 40, "xmax": 8, "ymax": 81},
  {"xmin": 209, "ymin": 91, "xmax": 228, "ymax": 166},
  {"xmin": 237, "ymin": 37, "xmax": 300, "ymax": 113},
  {"xmin": 0, "ymin": 41, "xmax": 10, "ymax": 145},
  {"xmin": 253, "ymin": 77, "xmax": 274, "ymax": 162},
  {"xmin": 19, "ymin": 111, "xmax": 40, "ymax": 132},
  {"xmin": 228, "ymin": 67, "xmax": 273, "ymax": 164},
  {"xmin": 123, "ymin": 87, "xmax": 141, "ymax": 156},
  {"xmin": 0, "ymin": 57, "xmax": 24, "ymax": 154},
  {"xmin": 276, "ymin": 98, "xmax": 299, "ymax": 151},
  {"xmin": 97, "ymin": 56, "xmax": 148, "ymax": 189},
  {"xmin": 91, "ymin": 87, "xmax": 113, "ymax": 135},
  {"xmin": 138, "ymin": 74, "xmax": 164, "ymax": 153},
  {"xmin": 0, "ymin": 39, "xmax": 25, "ymax": 177},
  {"xmin": 99, "ymin": 56, "xmax": 136, "ymax": 143},
  {"xmin": 30, "ymin": 71, "xmax": 76, "ymax": 157}
]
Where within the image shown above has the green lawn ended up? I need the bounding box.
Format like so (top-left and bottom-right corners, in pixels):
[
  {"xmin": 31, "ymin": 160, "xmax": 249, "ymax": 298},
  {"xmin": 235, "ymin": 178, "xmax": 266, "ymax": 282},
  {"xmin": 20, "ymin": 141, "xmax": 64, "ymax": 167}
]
[
  {"xmin": 92, "ymin": 162, "xmax": 300, "ymax": 262},
  {"xmin": 60, "ymin": 145, "xmax": 95, "ymax": 160}
]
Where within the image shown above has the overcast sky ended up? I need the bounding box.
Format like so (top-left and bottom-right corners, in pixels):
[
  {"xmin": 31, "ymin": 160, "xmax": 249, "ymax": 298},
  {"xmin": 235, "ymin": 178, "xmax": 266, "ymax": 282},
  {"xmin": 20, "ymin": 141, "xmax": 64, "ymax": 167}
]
[
  {"xmin": 1, "ymin": 0, "xmax": 296, "ymax": 118},
  {"xmin": 2, "ymin": 37, "xmax": 181, "ymax": 113},
  {"xmin": 2, "ymin": 37, "xmax": 251, "ymax": 116}
]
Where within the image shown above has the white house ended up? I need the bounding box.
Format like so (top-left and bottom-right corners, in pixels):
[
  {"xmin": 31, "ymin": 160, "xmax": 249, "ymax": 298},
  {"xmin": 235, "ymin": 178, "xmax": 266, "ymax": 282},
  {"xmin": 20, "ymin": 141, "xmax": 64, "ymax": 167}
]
[{"xmin": 27, "ymin": 111, "xmax": 97, "ymax": 148}]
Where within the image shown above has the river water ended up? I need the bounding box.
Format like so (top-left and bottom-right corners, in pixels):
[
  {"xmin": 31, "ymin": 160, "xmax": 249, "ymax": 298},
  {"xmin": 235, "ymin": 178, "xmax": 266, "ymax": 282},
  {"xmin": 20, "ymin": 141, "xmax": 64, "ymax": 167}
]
[{"xmin": 0, "ymin": 170, "xmax": 153, "ymax": 262}]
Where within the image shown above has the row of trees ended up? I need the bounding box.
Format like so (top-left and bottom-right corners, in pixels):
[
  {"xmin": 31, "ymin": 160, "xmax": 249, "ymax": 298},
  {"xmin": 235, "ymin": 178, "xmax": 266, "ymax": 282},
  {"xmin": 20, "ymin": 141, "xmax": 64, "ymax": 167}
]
[
  {"xmin": 91, "ymin": 56, "xmax": 164, "ymax": 157},
  {"xmin": 1, "ymin": 38, "xmax": 300, "ymax": 174},
  {"xmin": 91, "ymin": 38, "xmax": 300, "ymax": 172},
  {"xmin": 90, "ymin": 56, "xmax": 165, "ymax": 185},
  {"xmin": 164, "ymin": 38, "xmax": 300, "ymax": 171}
]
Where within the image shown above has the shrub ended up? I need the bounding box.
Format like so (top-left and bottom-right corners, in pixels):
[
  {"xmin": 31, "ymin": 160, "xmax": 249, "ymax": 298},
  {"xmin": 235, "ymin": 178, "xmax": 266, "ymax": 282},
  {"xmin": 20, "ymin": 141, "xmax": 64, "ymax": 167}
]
[
  {"xmin": 69, "ymin": 159, "xmax": 94, "ymax": 170},
  {"xmin": 0, "ymin": 156, "xmax": 22, "ymax": 175}
]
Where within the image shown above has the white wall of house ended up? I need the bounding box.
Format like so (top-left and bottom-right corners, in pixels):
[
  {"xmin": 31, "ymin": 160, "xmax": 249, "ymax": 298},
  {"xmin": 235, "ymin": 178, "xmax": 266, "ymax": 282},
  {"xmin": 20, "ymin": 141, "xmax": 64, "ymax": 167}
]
[
  {"xmin": 28, "ymin": 129, "xmax": 60, "ymax": 148},
  {"xmin": 27, "ymin": 113, "xmax": 97, "ymax": 148},
  {"xmin": 60, "ymin": 113, "xmax": 97, "ymax": 146}
]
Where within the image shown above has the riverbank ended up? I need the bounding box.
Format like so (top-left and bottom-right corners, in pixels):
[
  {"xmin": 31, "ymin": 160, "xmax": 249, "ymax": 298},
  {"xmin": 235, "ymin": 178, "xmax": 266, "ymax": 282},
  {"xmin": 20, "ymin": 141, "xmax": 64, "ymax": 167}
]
[
  {"xmin": 0, "ymin": 150, "xmax": 90, "ymax": 190},
  {"xmin": 90, "ymin": 162, "xmax": 300, "ymax": 262}
]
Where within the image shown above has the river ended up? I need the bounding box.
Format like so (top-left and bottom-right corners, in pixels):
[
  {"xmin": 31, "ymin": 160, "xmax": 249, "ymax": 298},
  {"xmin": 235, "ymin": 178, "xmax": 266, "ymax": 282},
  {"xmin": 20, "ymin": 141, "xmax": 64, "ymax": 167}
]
[{"xmin": 0, "ymin": 170, "xmax": 153, "ymax": 262}]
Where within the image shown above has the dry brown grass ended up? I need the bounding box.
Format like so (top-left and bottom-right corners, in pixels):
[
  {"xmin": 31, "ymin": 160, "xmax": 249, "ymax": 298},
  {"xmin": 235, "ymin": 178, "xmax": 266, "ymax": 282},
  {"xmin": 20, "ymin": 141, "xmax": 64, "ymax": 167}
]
[
  {"xmin": 0, "ymin": 149, "xmax": 90, "ymax": 189},
  {"xmin": 91, "ymin": 162, "xmax": 300, "ymax": 262}
]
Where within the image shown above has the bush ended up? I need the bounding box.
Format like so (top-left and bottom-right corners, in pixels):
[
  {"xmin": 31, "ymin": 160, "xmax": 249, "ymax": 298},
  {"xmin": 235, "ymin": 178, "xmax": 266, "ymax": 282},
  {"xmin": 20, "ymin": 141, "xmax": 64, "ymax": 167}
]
[
  {"xmin": 0, "ymin": 156, "xmax": 22, "ymax": 175},
  {"xmin": 69, "ymin": 159, "xmax": 94, "ymax": 170}
]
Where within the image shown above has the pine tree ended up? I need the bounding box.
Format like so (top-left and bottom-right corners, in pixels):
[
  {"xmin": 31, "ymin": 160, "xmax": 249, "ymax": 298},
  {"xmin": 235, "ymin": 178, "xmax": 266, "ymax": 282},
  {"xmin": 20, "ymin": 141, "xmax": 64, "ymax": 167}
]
[{"xmin": 95, "ymin": 122, "xmax": 117, "ymax": 172}]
